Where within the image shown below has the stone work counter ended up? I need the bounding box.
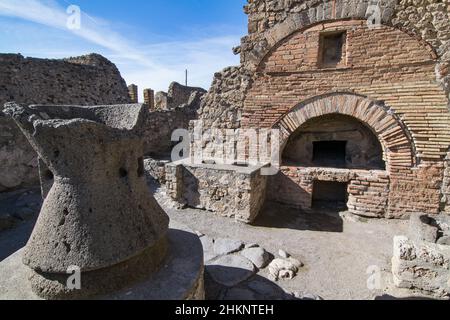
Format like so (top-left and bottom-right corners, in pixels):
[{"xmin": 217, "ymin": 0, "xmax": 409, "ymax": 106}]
[{"xmin": 166, "ymin": 161, "xmax": 268, "ymax": 223}]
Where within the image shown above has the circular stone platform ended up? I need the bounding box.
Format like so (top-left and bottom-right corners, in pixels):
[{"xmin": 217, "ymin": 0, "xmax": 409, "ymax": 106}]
[{"xmin": 0, "ymin": 221, "xmax": 204, "ymax": 300}]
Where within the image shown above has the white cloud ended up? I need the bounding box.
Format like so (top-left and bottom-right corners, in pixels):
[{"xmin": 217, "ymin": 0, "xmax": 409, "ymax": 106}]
[{"xmin": 0, "ymin": 0, "xmax": 241, "ymax": 98}]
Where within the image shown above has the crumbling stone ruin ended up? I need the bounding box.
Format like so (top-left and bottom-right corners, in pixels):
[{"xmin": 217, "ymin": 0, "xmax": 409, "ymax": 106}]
[
  {"xmin": 393, "ymin": 213, "xmax": 450, "ymax": 298},
  {"xmin": 154, "ymin": 82, "xmax": 206, "ymax": 111},
  {"xmin": 0, "ymin": 53, "xmax": 131, "ymax": 192}
]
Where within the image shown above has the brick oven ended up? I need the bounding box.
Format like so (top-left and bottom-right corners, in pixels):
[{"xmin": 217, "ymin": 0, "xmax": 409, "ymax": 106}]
[
  {"xmin": 243, "ymin": 17, "xmax": 450, "ymax": 218},
  {"xmin": 194, "ymin": 0, "xmax": 450, "ymax": 221}
]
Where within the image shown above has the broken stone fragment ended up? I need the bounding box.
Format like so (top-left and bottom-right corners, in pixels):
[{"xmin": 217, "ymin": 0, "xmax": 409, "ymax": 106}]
[
  {"xmin": 213, "ymin": 238, "xmax": 245, "ymax": 256},
  {"xmin": 278, "ymin": 249, "xmax": 291, "ymax": 259},
  {"xmin": 241, "ymin": 247, "xmax": 272, "ymax": 269},
  {"xmin": 268, "ymin": 257, "xmax": 303, "ymax": 281}
]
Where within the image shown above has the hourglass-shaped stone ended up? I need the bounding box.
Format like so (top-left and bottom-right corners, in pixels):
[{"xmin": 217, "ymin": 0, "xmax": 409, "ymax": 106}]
[{"xmin": 3, "ymin": 103, "xmax": 170, "ymax": 299}]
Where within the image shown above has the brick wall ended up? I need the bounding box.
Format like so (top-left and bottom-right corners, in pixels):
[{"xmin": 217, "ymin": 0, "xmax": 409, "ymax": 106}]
[
  {"xmin": 243, "ymin": 20, "xmax": 449, "ymax": 217},
  {"xmin": 268, "ymin": 167, "xmax": 390, "ymax": 217}
]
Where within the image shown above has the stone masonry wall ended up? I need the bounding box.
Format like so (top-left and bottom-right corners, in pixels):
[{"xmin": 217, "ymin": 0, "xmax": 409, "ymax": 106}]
[
  {"xmin": 143, "ymin": 96, "xmax": 203, "ymax": 157},
  {"xmin": 156, "ymin": 82, "xmax": 206, "ymax": 111},
  {"xmin": 197, "ymin": 0, "xmax": 450, "ymax": 217},
  {"xmin": 166, "ymin": 163, "xmax": 267, "ymax": 223},
  {"xmin": 443, "ymin": 151, "xmax": 450, "ymax": 213},
  {"xmin": 0, "ymin": 53, "xmax": 131, "ymax": 192}
]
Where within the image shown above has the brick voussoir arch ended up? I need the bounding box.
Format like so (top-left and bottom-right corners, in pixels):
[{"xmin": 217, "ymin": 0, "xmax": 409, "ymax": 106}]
[
  {"xmin": 273, "ymin": 93, "xmax": 416, "ymax": 170},
  {"xmin": 245, "ymin": 15, "xmax": 438, "ymax": 72}
]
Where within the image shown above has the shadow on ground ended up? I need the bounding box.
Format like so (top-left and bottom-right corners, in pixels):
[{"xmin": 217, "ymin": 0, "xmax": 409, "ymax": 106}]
[
  {"xmin": 252, "ymin": 201, "xmax": 344, "ymax": 233},
  {"xmin": 375, "ymin": 294, "xmax": 441, "ymax": 301},
  {"xmin": 205, "ymin": 266, "xmax": 307, "ymax": 300},
  {"xmin": 0, "ymin": 188, "xmax": 41, "ymax": 261}
]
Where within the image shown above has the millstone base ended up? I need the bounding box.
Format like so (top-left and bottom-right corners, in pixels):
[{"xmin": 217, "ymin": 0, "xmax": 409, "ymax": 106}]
[{"xmin": 0, "ymin": 221, "xmax": 205, "ymax": 300}]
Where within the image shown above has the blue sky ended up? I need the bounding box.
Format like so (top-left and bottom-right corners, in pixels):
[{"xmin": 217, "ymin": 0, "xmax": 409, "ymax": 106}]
[{"xmin": 0, "ymin": 0, "xmax": 248, "ymax": 98}]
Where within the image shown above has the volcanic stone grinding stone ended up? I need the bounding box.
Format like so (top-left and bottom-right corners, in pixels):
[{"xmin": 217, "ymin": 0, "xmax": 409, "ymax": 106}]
[{"xmin": 2, "ymin": 103, "xmax": 170, "ymax": 299}]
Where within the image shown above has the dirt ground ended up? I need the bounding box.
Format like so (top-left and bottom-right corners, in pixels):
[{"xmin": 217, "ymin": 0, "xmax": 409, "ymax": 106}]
[
  {"xmin": 167, "ymin": 201, "xmax": 411, "ymax": 300},
  {"xmin": 0, "ymin": 187, "xmax": 425, "ymax": 300}
]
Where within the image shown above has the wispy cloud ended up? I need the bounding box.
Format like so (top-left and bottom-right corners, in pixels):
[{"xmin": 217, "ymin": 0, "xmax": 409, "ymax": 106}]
[{"xmin": 0, "ymin": 0, "xmax": 241, "ymax": 96}]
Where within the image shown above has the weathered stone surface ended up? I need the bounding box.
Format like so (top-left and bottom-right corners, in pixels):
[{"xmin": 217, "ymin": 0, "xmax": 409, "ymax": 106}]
[
  {"xmin": 144, "ymin": 158, "xmax": 170, "ymax": 184},
  {"xmin": 268, "ymin": 258, "xmax": 303, "ymax": 281},
  {"xmin": 246, "ymin": 278, "xmax": 285, "ymax": 299},
  {"xmin": 292, "ymin": 291, "xmax": 324, "ymax": 301},
  {"xmin": 143, "ymin": 85, "xmax": 204, "ymax": 157},
  {"xmin": 0, "ymin": 53, "xmax": 131, "ymax": 192},
  {"xmin": 392, "ymin": 235, "xmax": 450, "ymax": 298},
  {"xmin": 154, "ymin": 82, "xmax": 206, "ymax": 111},
  {"xmin": 200, "ymin": 236, "xmax": 218, "ymax": 262},
  {"xmin": 3, "ymin": 103, "xmax": 170, "ymax": 299},
  {"xmin": 206, "ymin": 255, "xmax": 256, "ymax": 287},
  {"xmin": 214, "ymin": 238, "xmax": 245, "ymax": 256},
  {"xmin": 241, "ymin": 247, "xmax": 271, "ymax": 269},
  {"xmin": 278, "ymin": 250, "xmax": 290, "ymax": 259},
  {"xmin": 0, "ymin": 221, "xmax": 205, "ymax": 301},
  {"xmin": 409, "ymin": 213, "xmax": 439, "ymax": 243},
  {"xmin": 166, "ymin": 161, "xmax": 268, "ymax": 223}
]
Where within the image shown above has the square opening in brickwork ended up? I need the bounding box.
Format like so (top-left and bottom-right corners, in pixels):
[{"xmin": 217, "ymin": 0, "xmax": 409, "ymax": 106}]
[
  {"xmin": 319, "ymin": 31, "xmax": 346, "ymax": 68},
  {"xmin": 313, "ymin": 141, "xmax": 347, "ymax": 168},
  {"xmin": 312, "ymin": 181, "xmax": 348, "ymax": 210}
]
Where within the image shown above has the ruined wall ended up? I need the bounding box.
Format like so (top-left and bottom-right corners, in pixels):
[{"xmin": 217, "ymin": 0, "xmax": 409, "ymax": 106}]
[
  {"xmin": 443, "ymin": 150, "xmax": 450, "ymax": 213},
  {"xmin": 143, "ymin": 94, "xmax": 203, "ymax": 157},
  {"xmin": 198, "ymin": 67, "xmax": 253, "ymax": 129},
  {"xmin": 156, "ymin": 82, "xmax": 206, "ymax": 111},
  {"xmin": 0, "ymin": 53, "xmax": 131, "ymax": 192}
]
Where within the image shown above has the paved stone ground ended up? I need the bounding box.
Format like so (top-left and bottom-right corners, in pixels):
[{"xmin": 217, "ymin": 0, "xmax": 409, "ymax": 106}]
[{"xmin": 0, "ymin": 185, "xmax": 434, "ymax": 300}]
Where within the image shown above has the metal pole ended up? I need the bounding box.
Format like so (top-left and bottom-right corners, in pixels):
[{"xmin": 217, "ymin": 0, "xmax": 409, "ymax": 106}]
[{"xmin": 185, "ymin": 69, "xmax": 188, "ymax": 86}]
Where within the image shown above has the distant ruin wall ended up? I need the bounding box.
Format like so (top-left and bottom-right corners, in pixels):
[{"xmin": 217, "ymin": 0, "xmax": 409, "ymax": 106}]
[
  {"xmin": 144, "ymin": 89, "xmax": 205, "ymax": 157},
  {"xmin": 0, "ymin": 53, "xmax": 131, "ymax": 192},
  {"xmin": 156, "ymin": 82, "xmax": 206, "ymax": 110},
  {"xmin": 143, "ymin": 104, "xmax": 200, "ymax": 157}
]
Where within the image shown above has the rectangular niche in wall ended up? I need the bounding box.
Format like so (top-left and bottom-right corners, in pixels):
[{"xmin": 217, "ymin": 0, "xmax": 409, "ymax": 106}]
[
  {"xmin": 312, "ymin": 181, "xmax": 348, "ymax": 210},
  {"xmin": 313, "ymin": 141, "xmax": 347, "ymax": 168},
  {"xmin": 319, "ymin": 31, "xmax": 346, "ymax": 68}
]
